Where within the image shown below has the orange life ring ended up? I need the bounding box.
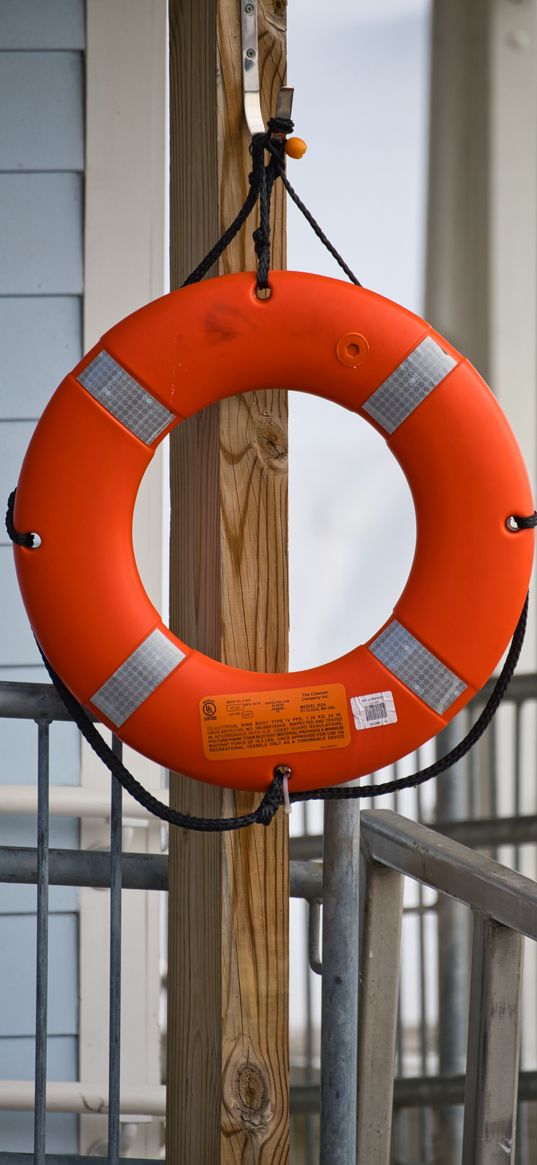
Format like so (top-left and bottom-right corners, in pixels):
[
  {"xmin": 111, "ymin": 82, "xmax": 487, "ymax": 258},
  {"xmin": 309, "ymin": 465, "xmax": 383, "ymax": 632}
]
[{"xmin": 13, "ymin": 272, "xmax": 534, "ymax": 792}]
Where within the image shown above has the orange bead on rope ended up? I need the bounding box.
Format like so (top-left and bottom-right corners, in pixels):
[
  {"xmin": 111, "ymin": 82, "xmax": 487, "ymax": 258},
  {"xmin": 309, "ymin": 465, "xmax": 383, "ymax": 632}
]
[{"xmin": 284, "ymin": 136, "xmax": 307, "ymax": 159}]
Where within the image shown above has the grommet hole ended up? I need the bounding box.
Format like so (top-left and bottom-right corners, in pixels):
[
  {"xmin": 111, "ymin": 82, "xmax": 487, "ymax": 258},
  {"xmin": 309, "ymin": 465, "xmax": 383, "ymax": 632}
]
[
  {"xmin": 506, "ymin": 516, "xmax": 520, "ymax": 532},
  {"xmin": 29, "ymin": 533, "xmax": 42, "ymax": 548},
  {"xmin": 256, "ymin": 286, "xmax": 272, "ymax": 301}
]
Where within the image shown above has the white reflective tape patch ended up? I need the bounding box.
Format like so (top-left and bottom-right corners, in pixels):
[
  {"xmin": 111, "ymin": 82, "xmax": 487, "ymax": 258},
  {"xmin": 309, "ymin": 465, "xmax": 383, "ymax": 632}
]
[
  {"xmin": 91, "ymin": 629, "xmax": 185, "ymax": 727},
  {"xmin": 351, "ymin": 691, "xmax": 397, "ymax": 730},
  {"xmin": 363, "ymin": 337, "xmax": 457, "ymax": 434},
  {"xmin": 369, "ymin": 621, "xmax": 466, "ymax": 715},
  {"xmin": 78, "ymin": 351, "xmax": 174, "ymax": 445}
]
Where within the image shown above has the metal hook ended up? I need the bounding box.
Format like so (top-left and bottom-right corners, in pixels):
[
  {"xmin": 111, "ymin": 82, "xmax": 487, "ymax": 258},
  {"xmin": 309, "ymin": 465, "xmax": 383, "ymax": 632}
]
[{"xmin": 241, "ymin": 0, "xmax": 294, "ymax": 136}]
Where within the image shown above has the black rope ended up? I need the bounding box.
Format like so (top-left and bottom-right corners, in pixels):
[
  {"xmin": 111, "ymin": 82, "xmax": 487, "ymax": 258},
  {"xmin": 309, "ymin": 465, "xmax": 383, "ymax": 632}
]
[
  {"xmin": 252, "ymin": 145, "xmax": 282, "ymax": 290},
  {"xmin": 6, "ymin": 490, "xmax": 36, "ymax": 548},
  {"xmin": 181, "ymin": 133, "xmax": 267, "ymax": 288},
  {"xmin": 36, "ymin": 638, "xmax": 285, "ymax": 831},
  {"xmin": 267, "ymin": 116, "xmax": 295, "ymax": 137},
  {"xmin": 180, "ymin": 126, "xmax": 361, "ymax": 292},
  {"xmin": 290, "ymin": 593, "xmax": 530, "ymax": 804},
  {"xmin": 263, "ymin": 137, "xmax": 362, "ymax": 287},
  {"xmin": 27, "ymin": 590, "xmax": 532, "ymax": 828}
]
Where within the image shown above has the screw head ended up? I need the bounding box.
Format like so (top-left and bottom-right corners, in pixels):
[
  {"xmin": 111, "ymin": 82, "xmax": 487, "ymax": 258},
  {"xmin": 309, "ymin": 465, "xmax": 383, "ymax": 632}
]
[
  {"xmin": 246, "ymin": 47, "xmax": 256, "ymax": 59},
  {"xmin": 244, "ymin": 2, "xmax": 254, "ymax": 11}
]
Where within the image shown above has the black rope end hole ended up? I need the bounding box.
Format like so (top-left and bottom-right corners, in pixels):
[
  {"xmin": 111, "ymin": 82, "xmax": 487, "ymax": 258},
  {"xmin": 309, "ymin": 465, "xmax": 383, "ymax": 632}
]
[
  {"xmin": 6, "ymin": 489, "xmax": 41, "ymax": 548},
  {"xmin": 256, "ymin": 286, "xmax": 272, "ymax": 301},
  {"xmin": 506, "ymin": 512, "xmax": 537, "ymax": 532}
]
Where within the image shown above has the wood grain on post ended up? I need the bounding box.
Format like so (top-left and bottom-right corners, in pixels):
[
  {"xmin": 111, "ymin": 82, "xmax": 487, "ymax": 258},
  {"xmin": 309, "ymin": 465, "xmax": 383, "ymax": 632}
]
[{"xmin": 166, "ymin": 2, "xmax": 289, "ymax": 1163}]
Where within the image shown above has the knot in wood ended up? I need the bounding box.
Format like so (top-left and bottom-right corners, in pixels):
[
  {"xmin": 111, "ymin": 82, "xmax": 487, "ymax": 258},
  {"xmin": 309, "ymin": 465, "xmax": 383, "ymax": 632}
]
[
  {"xmin": 254, "ymin": 413, "xmax": 288, "ymax": 471},
  {"xmin": 236, "ymin": 1063, "xmax": 270, "ymax": 1125}
]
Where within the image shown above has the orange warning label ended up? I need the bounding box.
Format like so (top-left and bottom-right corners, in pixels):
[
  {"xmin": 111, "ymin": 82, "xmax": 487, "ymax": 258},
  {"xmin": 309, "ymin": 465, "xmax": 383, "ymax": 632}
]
[{"xmin": 200, "ymin": 684, "xmax": 350, "ymax": 761}]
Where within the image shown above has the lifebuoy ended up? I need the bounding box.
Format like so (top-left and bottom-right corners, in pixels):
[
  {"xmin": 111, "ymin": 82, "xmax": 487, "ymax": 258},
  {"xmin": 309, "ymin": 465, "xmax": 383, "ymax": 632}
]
[{"xmin": 13, "ymin": 272, "xmax": 534, "ymax": 792}]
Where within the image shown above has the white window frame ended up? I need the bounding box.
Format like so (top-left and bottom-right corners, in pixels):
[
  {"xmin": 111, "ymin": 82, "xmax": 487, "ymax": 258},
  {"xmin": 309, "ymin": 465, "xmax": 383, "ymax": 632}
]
[{"xmin": 80, "ymin": 3, "xmax": 168, "ymax": 1157}]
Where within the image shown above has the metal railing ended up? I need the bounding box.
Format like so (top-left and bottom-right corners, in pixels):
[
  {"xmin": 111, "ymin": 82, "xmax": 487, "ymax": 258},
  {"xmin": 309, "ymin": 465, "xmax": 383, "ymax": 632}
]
[
  {"xmin": 358, "ymin": 809, "xmax": 533, "ymax": 1164},
  {"xmin": 1, "ymin": 678, "xmax": 537, "ymax": 1164},
  {"xmin": 288, "ymin": 807, "xmax": 537, "ymax": 1164},
  {"xmin": 0, "ymin": 683, "xmax": 161, "ymax": 1164},
  {"xmin": 289, "ymin": 672, "xmax": 537, "ymax": 1165}
]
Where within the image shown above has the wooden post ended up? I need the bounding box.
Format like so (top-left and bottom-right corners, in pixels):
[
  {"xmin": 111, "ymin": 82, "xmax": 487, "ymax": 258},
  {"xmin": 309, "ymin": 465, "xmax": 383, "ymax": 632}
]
[{"xmin": 166, "ymin": 2, "xmax": 289, "ymax": 1163}]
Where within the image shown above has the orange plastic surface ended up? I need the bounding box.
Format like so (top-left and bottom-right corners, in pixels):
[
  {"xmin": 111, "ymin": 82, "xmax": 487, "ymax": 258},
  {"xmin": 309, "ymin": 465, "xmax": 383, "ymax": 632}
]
[{"xmin": 13, "ymin": 272, "xmax": 534, "ymax": 791}]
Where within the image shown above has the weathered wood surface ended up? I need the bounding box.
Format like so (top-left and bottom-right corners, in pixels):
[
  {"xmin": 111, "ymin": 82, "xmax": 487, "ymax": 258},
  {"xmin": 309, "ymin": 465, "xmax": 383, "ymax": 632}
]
[{"xmin": 166, "ymin": 1, "xmax": 289, "ymax": 1161}]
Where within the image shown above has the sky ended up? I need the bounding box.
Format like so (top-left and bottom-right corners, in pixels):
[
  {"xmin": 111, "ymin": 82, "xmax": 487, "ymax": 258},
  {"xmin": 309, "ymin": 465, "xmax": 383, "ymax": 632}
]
[{"xmin": 286, "ymin": 0, "xmax": 431, "ymax": 670}]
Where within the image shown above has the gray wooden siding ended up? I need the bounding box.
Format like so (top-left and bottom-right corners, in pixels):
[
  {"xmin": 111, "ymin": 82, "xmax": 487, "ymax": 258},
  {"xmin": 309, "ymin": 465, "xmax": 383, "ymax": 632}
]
[
  {"xmin": 0, "ymin": 52, "xmax": 84, "ymax": 170},
  {"xmin": 0, "ymin": 422, "xmax": 35, "ymax": 544},
  {"xmin": 0, "ymin": 2, "xmax": 85, "ymax": 1153},
  {"xmin": 0, "ymin": 297, "xmax": 81, "ymax": 418},
  {"xmin": 0, "ymin": 174, "xmax": 83, "ymax": 294},
  {"xmin": 0, "ymin": 550, "xmax": 42, "ymax": 665},
  {"xmin": 0, "ymin": 0, "xmax": 85, "ymax": 50}
]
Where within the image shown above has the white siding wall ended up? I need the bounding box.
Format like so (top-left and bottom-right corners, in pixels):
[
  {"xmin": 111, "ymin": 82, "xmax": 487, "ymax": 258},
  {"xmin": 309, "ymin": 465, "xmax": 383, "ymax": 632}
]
[
  {"xmin": 0, "ymin": 0, "xmax": 85, "ymax": 1153},
  {"xmin": 79, "ymin": 5, "xmax": 167, "ymax": 1156}
]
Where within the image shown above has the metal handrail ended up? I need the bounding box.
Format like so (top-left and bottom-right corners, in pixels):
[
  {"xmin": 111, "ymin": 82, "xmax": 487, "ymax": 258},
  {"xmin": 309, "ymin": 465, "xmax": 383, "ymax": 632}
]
[{"xmin": 361, "ymin": 808, "xmax": 537, "ymax": 940}]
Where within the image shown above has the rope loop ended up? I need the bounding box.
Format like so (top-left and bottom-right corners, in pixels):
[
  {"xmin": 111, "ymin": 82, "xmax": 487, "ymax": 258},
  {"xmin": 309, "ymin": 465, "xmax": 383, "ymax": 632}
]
[
  {"xmin": 267, "ymin": 115, "xmax": 294, "ymax": 137},
  {"xmin": 252, "ymin": 132, "xmax": 284, "ymax": 291},
  {"xmin": 29, "ymin": 592, "xmax": 529, "ymax": 829},
  {"xmin": 5, "ymin": 490, "xmax": 36, "ymax": 548},
  {"xmin": 256, "ymin": 773, "xmax": 284, "ymax": 825}
]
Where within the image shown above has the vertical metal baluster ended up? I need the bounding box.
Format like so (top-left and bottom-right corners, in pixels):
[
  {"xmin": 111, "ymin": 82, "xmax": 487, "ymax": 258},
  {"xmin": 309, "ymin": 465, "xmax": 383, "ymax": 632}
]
[
  {"xmin": 393, "ymin": 769, "xmax": 404, "ymax": 1077},
  {"xmin": 490, "ymin": 718, "xmax": 499, "ymax": 862},
  {"xmin": 416, "ymin": 781, "xmax": 432, "ymax": 1161},
  {"xmin": 462, "ymin": 914, "xmax": 523, "ymax": 1165},
  {"xmin": 34, "ymin": 718, "xmax": 50, "ymax": 1165},
  {"xmin": 319, "ymin": 798, "xmax": 360, "ymax": 1165},
  {"xmin": 416, "ymin": 782, "xmax": 428, "ymax": 1081},
  {"xmin": 514, "ymin": 703, "xmax": 521, "ymax": 872},
  {"xmin": 435, "ymin": 718, "xmax": 470, "ymax": 1165},
  {"xmin": 391, "ymin": 765, "xmax": 406, "ymax": 1165},
  {"xmin": 357, "ymin": 860, "xmax": 403, "ymax": 1165},
  {"xmin": 108, "ymin": 737, "xmax": 123, "ymax": 1164},
  {"xmin": 469, "ymin": 729, "xmax": 476, "ymax": 816},
  {"xmin": 513, "ymin": 701, "xmax": 526, "ymax": 1165},
  {"xmin": 302, "ymin": 801, "xmax": 316, "ymax": 1165}
]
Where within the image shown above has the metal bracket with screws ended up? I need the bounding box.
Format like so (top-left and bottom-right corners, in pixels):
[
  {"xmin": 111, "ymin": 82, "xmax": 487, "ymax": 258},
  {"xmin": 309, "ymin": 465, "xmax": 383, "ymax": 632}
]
[{"xmin": 241, "ymin": 0, "xmax": 294, "ymax": 136}]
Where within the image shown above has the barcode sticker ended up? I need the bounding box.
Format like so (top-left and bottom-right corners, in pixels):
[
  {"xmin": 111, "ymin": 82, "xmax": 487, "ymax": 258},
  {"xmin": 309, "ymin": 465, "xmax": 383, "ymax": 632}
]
[{"xmin": 350, "ymin": 691, "xmax": 397, "ymax": 731}]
